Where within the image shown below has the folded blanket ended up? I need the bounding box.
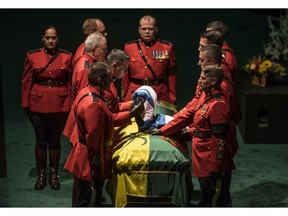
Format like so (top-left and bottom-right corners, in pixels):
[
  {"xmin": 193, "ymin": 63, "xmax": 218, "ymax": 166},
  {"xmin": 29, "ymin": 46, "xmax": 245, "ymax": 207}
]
[{"xmin": 132, "ymin": 86, "xmax": 173, "ymax": 130}]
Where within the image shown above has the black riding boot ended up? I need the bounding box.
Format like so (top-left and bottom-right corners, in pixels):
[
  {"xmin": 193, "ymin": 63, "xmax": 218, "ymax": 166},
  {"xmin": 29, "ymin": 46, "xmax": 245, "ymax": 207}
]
[
  {"xmin": 49, "ymin": 147, "xmax": 61, "ymax": 190},
  {"xmin": 34, "ymin": 146, "xmax": 47, "ymax": 190}
]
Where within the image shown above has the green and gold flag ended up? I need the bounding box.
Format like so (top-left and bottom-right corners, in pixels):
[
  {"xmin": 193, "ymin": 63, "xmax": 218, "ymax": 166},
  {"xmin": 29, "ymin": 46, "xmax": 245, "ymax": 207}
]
[{"xmin": 106, "ymin": 116, "xmax": 191, "ymax": 207}]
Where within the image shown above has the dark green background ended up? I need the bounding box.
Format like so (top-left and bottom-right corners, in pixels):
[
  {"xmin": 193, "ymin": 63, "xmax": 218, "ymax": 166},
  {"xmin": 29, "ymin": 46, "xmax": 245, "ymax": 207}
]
[{"xmin": 0, "ymin": 9, "xmax": 277, "ymax": 117}]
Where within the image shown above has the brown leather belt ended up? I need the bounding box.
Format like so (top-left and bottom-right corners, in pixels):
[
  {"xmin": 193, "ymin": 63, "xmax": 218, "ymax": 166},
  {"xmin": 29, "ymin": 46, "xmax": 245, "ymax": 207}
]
[
  {"xmin": 35, "ymin": 80, "xmax": 64, "ymax": 88},
  {"xmin": 193, "ymin": 129, "xmax": 211, "ymax": 139},
  {"xmin": 131, "ymin": 78, "xmax": 164, "ymax": 86}
]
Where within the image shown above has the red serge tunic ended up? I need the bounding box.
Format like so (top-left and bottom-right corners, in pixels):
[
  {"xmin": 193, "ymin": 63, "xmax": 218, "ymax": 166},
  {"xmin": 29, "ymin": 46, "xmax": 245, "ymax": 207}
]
[
  {"xmin": 64, "ymin": 85, "xmax": 114, "ymax": 181},
  {"xmin": 72, "ymin": 42, "xmax": 85, "ymax": 67},
  {"xmin": 21, "ymin": 47, "xmax": 73, "ymax": 113},
  {"xmin": 222, "ymin": 42, "xmax": 237, "ymax": 84},
  {"xmin": 191, "ymin": 89, "xmax": 235, "ymax": 177},
  {"xmin": 72, "ymin": 53, "xmax": 95, "ymax": 100},
  {"xmin": 103, "ymin": 81, "xmax": 132, "ymax": 127},
  {"xmin": 122, "ymin": 39, "xmax": 178, "ymax": 104},
  {"xmin": 63, "ymin": 81, "xmax": 132, "ymax": 146}
]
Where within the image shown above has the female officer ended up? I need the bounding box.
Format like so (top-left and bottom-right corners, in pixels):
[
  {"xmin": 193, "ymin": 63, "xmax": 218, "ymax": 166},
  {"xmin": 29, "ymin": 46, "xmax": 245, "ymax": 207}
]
[{"xmin": 21, "ymin": 25, "xmax": 73, "ymax": 190}]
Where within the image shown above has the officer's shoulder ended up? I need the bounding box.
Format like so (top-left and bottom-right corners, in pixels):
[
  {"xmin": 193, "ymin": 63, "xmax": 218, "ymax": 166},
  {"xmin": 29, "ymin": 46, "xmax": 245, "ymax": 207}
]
[
  {"xmin": 125, "ymin": 39, "xmax": 139, "ymax": 46},
  {"xmin": 27, "ymin": 48, "xmax": 42, "ymax": 54},
  {"xmin": 158, "ymin": 39, "xmax": 172, "ymax": 45},
  {"xmin": 58, "ymin": 48, "xmax": 72, "ymax": 55}
]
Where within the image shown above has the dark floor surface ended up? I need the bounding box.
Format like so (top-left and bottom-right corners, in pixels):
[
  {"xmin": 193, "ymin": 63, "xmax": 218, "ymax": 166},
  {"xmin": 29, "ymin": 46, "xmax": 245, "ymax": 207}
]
[{"xmin": 1, "ymin": 106, "xmax": 288, "ymax": 208}]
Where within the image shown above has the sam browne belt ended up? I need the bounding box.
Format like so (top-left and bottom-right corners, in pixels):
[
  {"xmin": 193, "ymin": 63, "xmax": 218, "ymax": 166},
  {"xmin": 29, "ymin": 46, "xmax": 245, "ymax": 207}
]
[
  {"xmin": 35, "ymin": 80, "xmax": 64, "ymax": 88},
  {"xmin": 131, "ymin": 77, "xmax": 164, "ymax": 86},
  {"xmin": 193, "ymin": 129, "xmax": 211, "ymax": 139}
]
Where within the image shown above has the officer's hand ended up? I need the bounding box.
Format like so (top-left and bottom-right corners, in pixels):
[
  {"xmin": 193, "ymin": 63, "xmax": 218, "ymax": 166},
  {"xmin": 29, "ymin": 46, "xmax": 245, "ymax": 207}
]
[
  {"xmin": 149, "ymin": 128, "xmax": 163, "ymax": 135},
  {"xmin": 22, "ymin": 107, "xmax": 30, "ymax": 116},
  {"xmin": 180, "ymin": 127, "xmax": 192, "ymax": 141},
  {"xmin": 130, "ymin": 99, "xmax": 145, "ymax": 118},
  {"xmin": 131, "ymin": 96, "xmax": 145, "ymax": 109}
]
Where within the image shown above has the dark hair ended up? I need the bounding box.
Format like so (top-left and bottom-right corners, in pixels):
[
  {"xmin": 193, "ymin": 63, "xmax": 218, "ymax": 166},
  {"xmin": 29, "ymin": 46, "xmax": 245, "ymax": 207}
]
[
  {"xmin": 200, "ymin": 30, "xmax": 223, "ymax": 48},
  {"xmin": 42, "ymin": 25, "xmax": 58, "ymax": 36},
  {"xmin": 202, "ymin": 65, "xmax": 224, "ymax": 88},
  {"xmin": 206, "ymin": 21, "xmax": 228, "ymax": 40},
  {"xmin": 88, "ymin": 62, "xmax": 110, "ymax": 85},
  {"xmin": 200, "ymin": 44, "xmax": 222, "ymax": 65}
]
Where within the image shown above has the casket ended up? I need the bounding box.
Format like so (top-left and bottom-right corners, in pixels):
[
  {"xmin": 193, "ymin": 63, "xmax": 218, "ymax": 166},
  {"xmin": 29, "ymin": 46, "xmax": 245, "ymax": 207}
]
[{"xmin": 106, "ymin": 101, "xmax": 193, "ymax": 207}]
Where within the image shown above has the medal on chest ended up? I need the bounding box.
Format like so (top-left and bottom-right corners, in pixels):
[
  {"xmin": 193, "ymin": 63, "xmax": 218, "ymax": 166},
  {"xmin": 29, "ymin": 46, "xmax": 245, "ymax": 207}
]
[
  {"xmin": 200, "ymin": 104, "xmax": 209, "ymax": 116},
  {"xmin": 152, "ymin": 50, "xmax": 169, "ymax": 59}
]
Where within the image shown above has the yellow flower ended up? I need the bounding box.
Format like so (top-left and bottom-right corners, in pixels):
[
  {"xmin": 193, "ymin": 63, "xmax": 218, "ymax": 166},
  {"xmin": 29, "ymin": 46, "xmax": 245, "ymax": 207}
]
[
  {"xmin": 275, "ymin": 63, "xmax": 285, "ymax": 73},
  {"xmin": 262, "ymin": 60, "xmax": 272, "ymax": 69},
  {"xmin": 250, "ymin": 63, "xmax": 256, "ymax": 70},
  {"xmin": 258, "ymin": 64, "xmax": 267, "ymax": 74},
  {"xmin": 244, "ymin": 54, "xmax": 287, "ymax": 76},
  {"xmin": 244, "ymin": 64, "xmax": 250, "ymax": 71}
]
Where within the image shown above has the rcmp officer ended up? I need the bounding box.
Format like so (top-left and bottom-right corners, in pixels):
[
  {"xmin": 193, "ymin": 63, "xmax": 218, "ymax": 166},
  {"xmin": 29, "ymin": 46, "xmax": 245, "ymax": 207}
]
[
  {"xmin": 71, "ymin": 33, "xmax": 108, "ymax": 102},
  {"xmin": 206, "ymin": 21, "xmax": 237, "ymax": 84},
  {"xmin": 198, "ymin": 44, "xmax": 241, "ymax": 157},
  {"xmin": 104, "ymin": 49, "xmax": 145, "ymax": 126},
  {"xmin": 21, "ymin": 25, "xmax": 73, "ymax": 190},
  {"xmin": 64, "ymin": 62, "xmax": 114, "ymax": 207},
  {"xmin": 150, "ymin": 65, "xmax": 235, "ymax": 207},
  {"xmin": 121, "ymin": 15, "xmax": 178, "ymax": 105},
  {"xmin": 72, "ymin": 18, "xmax": 107, "ymax": 68},
  {"xmin": 65, "ymin": 32, "xmax": 107, "ymax": 206},
  {"xmin": 64, "ymin": 48, "xmax": 144, "ymax": 207}
]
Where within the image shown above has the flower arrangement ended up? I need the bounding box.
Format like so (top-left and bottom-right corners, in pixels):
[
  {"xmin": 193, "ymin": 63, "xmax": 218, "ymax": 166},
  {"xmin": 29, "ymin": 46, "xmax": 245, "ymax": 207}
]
[
  {"xmin": 243, "ymin": 10, "xmax": 288, "ymax": 87},
  {"xmin": 244, "ymin": 55, "xmax": 286, "ymax": 87},
  {"xmin": 244, "ymin": 55, "xmax": 285, "ymax": 77}
]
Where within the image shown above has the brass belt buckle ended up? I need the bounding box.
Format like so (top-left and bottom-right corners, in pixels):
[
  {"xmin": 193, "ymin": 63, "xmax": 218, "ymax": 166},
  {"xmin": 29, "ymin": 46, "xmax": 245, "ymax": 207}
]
[
  {"xmin": 143, "ymin": 77, "xmax": 148, "ymax": 85},
  {"xmin": 47, "ymin": 80, "xmax": 53, "ymax": 88}
]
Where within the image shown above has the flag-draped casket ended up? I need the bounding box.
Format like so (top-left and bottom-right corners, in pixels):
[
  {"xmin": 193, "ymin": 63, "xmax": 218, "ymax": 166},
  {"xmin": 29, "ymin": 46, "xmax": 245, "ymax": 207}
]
[{"xmin": 106, "ymin": 101, "xmax": 193, "ymax": 207}]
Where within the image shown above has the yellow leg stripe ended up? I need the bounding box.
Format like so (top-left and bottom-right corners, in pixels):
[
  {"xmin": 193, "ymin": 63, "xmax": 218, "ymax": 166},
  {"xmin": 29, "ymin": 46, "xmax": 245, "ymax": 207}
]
[
  {"xmin": 212, "ymin": 177, "xmax": 222, "ymax": 207},
  {"xmin": 89, "ymin": 180, "xmax": 96, "ymax": 207}
]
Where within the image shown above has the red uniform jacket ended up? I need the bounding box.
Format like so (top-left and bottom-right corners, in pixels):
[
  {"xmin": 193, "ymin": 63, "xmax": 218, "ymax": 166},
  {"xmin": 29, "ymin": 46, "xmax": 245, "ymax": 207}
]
[
  {"xmin": 161, "ymin": 89, "xmax": 235, "ymax": 177},
  {"xmin": 191, "ymin": 89, "xmax": 235, "ymax": 177},
  {"xmin": 122, "ymin": 39, "xmax": 178, "ymax": 104},
  {"xmin": 72, "ymin": 53, "xmax": 95, "ymax": 100},
  {"xmin": 63, "ymin": 82, "xmax": 132, "ymax": 145},
  {"xmin": 21, "ymin": 47, "xmax": 73, "ymax": 113},
  {"xmin": 72, "ymin": 42, "xmax": 85, "ymax": 68},
  {"xmin": 192, "ymin": 69, "xmax": 240, "ymax": 157},
  {"xmin": 222, "ymin": 42, "xmax": 237, "ymax": 84},
  {"xmin": 64, "ymin": 85, "xmax": 114, "ymax": 181},
  {"xmin": 220, "ymin": 77, "xmax": 241, "ymax": 157},
  {"xmin": 104, "ymin": 81, "xmax": 132, "ymax": 126}
]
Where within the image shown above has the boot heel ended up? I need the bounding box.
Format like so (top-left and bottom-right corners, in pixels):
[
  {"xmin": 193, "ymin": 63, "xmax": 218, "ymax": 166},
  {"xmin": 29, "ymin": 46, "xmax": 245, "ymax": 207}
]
[
  {"xmin": 34, "ymin": 170, "xmax": 46, "ymax": 190},
  {"xmin": 49, "ymin": 167, "xmax": 60, "ymax": 190}
]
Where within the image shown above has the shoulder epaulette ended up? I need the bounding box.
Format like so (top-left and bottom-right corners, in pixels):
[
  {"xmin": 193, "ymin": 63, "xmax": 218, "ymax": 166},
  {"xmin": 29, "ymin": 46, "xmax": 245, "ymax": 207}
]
[
  {"xmin": 84, "ymin": 59, "xmax": 90, "ymax": 69},
  {"xmin": 158, "ymin": 39, "xmax": 172, "ymax": 45},
  {"xmin": 91, "ymin": 92, "xmax": 98, "ymax": 102},
  {"xmin": 58, "ymin": 48, "xmax": 72, "ymax": 55},
  {"xmin": 214, "ymin": 92, "xmax": 223, "ymax": 101},
  {"xmin": 126, "ymin": 39, "xmax": 140, "ymax": 45},
  {"xmin": 27, "ymin": 48, "xmax": 42, "ymax": 54},
  {"xmin": 77, "ymin": 92, "xmax": 98, "ymax": 107}
]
